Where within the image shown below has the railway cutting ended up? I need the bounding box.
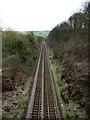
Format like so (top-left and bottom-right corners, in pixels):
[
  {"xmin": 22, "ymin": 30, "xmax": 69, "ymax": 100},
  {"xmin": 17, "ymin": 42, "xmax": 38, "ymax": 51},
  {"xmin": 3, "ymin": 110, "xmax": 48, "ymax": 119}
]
[{"xmin": 26, "ymin": 41, "xmax": 61, "ymax": 119}]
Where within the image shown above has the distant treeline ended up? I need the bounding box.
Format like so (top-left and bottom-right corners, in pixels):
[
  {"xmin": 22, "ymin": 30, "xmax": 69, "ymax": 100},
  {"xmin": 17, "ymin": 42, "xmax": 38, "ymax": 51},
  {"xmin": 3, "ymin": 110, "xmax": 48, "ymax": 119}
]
[{"xmin": 32, "ymin": 31, "xmax": 49, "ymax": 37}]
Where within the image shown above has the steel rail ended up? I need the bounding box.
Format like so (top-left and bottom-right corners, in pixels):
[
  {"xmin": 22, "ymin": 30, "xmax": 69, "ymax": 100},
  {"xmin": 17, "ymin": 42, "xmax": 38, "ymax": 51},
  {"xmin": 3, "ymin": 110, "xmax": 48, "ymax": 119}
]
[
  {"xmin": 45, "ymin": 42, "xmax": 61, "ymax": 119},
  {"xmin": 46, "ymin": 80, "xmax": 50, "ymax": 118},
  {"xmin": 26, "ymin": 44, "xmax": 42, "ymax": 119},
  {"xmin": 41, "ymin": 44, "xmax": 45, "ymax": 119}
]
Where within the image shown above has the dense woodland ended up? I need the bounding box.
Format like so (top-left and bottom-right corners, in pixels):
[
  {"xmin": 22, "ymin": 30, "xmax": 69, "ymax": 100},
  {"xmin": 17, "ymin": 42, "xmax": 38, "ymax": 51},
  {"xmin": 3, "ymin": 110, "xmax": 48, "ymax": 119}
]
[
  {"xmin": 48, "ymin": 2, "xmax": 90, "ymax": 119},
  {"xmin": 2, "ymin": 31, "xmax": 39, "ymax": 91},
  {"xmin": 2, "ymin": 31, "xmax": 39, "ymax": 117}
]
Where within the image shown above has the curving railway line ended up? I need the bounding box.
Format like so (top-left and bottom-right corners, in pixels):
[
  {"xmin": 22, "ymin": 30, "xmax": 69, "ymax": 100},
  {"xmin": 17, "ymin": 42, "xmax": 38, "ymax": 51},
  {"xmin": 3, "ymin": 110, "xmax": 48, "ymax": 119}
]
[{"xmin": 26, "ymin": 41, "xmax": 61, "ymax": 119}]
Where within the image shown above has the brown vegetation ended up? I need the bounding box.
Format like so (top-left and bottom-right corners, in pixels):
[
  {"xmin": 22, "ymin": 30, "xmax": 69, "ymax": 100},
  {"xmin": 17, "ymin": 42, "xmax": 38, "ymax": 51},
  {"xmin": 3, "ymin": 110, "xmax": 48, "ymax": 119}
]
[{"xmin": 47, "ymin": 2, "xmax": 89, "ymax": 119}]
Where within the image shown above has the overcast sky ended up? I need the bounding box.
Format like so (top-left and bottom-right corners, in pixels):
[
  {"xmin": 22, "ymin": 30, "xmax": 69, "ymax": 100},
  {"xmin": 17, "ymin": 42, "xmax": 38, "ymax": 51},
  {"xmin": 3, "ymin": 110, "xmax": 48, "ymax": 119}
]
[{"xmin": 0, "ymin": 0, "xmax": 88, "ymax": 31}]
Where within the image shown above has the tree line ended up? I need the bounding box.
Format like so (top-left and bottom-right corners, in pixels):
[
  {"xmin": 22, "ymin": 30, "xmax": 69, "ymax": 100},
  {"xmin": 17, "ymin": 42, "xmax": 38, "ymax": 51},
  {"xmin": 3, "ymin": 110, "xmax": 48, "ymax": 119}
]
[{"xmin": 48, "ymin": 2, "xmax": 89, "ymax": 52}]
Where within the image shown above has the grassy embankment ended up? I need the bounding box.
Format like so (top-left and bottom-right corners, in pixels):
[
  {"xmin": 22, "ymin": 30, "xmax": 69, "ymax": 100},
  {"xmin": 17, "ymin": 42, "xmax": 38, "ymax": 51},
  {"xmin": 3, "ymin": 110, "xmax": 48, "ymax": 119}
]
[
  {"xmin": 2, "ymin": 31, "xmax": 40, "ymax": 118},
  {"xmin": 47, "ymin": 2, "xmax": 89, "ymax": 119}
]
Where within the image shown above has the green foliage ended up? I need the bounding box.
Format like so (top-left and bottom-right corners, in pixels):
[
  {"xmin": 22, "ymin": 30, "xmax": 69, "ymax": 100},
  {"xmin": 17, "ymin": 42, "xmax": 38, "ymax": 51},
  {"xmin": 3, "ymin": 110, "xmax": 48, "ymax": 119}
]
[
  {"xmin": 5, "ymin": 39, "xmax": 24, "ymax": 54},
  {"xmin": 2, "ymin": 30, "xmax": 39, "ymax": 90},
  {"xmin": 17, "ymin": 100, "xmax": 28, "ymax": 109},
  {"xmin": 60, "ymin": 72, "xmax": 67, "ymax": 80},
  {"xmin": 27, "ymin": 32, "xmax": 35, "ymax": 45}
]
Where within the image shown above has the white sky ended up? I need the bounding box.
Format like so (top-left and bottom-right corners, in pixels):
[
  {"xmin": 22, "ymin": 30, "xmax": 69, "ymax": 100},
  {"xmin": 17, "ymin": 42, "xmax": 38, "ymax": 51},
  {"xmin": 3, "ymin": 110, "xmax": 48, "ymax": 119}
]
[{"xmin": 0, "ymin": 0, "xmax": 88, "ymax": 31}]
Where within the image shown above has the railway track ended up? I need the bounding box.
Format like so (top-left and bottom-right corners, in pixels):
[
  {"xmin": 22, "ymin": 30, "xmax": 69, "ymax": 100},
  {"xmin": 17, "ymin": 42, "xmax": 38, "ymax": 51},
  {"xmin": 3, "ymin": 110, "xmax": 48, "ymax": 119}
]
[{"xmin": 26, "ymin": 41, "xmax": 60, "ymax": 119}]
